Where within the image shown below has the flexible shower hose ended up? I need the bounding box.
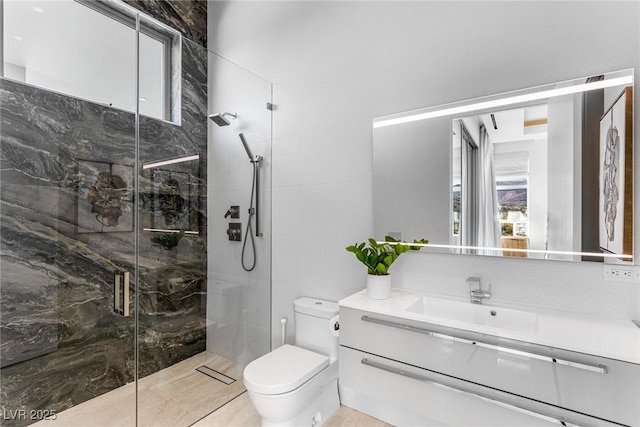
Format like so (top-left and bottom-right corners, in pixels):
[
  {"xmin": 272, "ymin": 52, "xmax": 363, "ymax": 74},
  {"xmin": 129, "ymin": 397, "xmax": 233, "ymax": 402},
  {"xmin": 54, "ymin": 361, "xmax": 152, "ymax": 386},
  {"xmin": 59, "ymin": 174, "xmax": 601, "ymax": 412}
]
[{"xmin": 241, "ymin": 161, "xmax": 258, "ymax": 271}]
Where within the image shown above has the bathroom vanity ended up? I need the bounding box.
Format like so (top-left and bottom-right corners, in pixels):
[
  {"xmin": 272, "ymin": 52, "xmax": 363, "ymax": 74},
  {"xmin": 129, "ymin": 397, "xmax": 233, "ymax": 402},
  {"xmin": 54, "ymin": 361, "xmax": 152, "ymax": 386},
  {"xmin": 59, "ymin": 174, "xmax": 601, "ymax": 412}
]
[{"xmin": 338, "ymin": 289, "xmax": 640, "ymax": 426}]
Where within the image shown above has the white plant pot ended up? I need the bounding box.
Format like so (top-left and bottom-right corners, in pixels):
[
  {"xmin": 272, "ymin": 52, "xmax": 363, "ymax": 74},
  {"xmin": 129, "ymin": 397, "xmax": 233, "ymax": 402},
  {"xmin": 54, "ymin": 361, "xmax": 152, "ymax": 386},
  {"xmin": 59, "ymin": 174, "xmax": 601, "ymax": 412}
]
[{"xmin": 366, "ymin": 274, "xmax": 391, "ymax": 300}]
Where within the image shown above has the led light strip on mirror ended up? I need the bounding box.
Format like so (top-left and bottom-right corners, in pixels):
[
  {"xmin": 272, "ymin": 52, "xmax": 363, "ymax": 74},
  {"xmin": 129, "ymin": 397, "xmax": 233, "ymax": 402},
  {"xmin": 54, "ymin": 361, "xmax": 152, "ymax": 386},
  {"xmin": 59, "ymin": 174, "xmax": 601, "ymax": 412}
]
[
  {"xmin": 378, "ymin": 241, "xmax": 634, "ymax": 260},
  {"xmin": 373, "ymin": 75, "xmax": 633, "ymax": 129}
]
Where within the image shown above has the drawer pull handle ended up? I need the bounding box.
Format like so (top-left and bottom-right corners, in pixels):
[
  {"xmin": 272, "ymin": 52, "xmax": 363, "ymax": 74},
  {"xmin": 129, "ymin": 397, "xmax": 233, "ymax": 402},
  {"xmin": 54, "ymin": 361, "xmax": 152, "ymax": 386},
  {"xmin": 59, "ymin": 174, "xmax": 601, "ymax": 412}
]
[
  {"xmin": 360, "ymin": 315, "xmax": 607, "ymax": 374},
  {"xmin": 361, "ymin": 357, "xmax": 586, "ymax": 427}
]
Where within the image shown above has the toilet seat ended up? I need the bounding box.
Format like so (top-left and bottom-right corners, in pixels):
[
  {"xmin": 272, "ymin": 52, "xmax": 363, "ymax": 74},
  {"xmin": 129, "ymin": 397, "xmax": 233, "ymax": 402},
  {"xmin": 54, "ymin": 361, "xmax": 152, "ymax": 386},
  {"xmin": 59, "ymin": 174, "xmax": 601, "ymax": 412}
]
[{"xmin": 244, "ymin": 344, "xmax": 329, "ymax": 395}]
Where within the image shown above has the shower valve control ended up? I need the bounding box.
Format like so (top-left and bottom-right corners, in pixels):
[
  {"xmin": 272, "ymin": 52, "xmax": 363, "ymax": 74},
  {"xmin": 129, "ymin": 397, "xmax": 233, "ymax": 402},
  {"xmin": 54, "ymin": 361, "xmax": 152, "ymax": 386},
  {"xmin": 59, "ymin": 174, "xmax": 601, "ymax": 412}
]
[
  {"xmin": 224, "ymin": 206, "xmax": 239, "ymax": 219},
  {"xmin": 227, "ymin": 223, "xmax": 242, "ymax": 241}
]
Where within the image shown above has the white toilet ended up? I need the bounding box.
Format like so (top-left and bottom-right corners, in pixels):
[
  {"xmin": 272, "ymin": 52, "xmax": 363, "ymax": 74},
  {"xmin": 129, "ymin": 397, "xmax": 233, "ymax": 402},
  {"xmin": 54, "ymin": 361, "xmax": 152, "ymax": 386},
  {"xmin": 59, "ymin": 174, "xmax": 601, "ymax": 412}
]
[{"xmin": 244, "ymin": 297, "xmax": 340, "ymax": 427}]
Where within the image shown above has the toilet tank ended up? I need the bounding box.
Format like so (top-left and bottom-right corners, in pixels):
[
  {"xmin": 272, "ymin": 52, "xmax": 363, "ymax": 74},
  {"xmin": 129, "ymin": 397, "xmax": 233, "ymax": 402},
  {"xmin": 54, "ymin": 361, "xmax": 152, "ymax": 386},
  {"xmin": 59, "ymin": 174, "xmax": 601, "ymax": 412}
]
[{"xmin": 294, "ymin": 297, "xmax": 339, "ymax": 361}]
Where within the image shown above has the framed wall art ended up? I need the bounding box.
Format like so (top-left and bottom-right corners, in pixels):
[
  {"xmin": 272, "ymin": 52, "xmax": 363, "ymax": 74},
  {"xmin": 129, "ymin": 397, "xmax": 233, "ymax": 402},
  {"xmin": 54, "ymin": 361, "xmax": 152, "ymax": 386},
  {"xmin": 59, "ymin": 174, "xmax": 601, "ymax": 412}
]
[{"xmin": 599, "ymin": 86, "xmax": 633, "ymax": 258}]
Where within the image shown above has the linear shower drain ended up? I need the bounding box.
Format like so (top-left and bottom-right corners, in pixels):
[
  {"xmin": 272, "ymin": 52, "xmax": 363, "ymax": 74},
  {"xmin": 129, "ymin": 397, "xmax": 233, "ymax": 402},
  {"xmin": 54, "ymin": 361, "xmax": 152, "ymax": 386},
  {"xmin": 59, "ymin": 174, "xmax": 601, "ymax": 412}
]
[{"xmin": 196, "ymin": 366, "xmax": 236, "ymax": 385}]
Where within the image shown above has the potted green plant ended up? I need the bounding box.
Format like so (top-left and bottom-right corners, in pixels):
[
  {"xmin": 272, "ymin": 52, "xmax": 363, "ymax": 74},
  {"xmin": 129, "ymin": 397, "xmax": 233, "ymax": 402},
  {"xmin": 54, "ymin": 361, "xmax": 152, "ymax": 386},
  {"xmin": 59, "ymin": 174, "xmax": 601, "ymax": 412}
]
[{"xmin": 346, "ymin": 236, "xmax": 428, "ymax": 299}]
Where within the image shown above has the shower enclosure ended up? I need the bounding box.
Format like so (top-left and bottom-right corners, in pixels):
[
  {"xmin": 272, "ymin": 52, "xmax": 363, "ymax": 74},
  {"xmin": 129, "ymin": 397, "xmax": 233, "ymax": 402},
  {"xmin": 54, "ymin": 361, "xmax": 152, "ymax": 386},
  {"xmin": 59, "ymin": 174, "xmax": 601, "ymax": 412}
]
[{"xmin": 1, "ymin": 1, "xmax": 272, "ymax": 425}]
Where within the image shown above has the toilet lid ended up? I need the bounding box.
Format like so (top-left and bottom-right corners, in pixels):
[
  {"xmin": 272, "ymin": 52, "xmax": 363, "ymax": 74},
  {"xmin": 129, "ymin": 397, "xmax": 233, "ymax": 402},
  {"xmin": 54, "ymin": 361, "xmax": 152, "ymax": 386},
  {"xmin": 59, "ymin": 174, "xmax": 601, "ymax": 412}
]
[{"xmin": 244, "ymin": 344, "xmax": 329, "ymax": 395}]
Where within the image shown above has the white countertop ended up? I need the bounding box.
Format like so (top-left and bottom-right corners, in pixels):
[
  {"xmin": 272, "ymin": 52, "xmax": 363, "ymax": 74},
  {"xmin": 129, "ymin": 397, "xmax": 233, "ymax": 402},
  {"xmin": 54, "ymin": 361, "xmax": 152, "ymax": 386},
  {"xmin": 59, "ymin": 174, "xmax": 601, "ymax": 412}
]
[{"xmin": 339, "ymin": 288, "xmax": 640, "ymax": 364}]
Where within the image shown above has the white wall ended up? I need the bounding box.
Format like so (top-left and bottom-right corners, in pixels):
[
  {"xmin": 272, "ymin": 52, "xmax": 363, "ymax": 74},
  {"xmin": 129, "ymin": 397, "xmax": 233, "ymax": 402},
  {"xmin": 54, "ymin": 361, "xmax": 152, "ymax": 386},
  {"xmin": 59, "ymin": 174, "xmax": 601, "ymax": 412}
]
[{"xmin": 208, "ymin": 1, "xmax": 640, "ymax": 348}]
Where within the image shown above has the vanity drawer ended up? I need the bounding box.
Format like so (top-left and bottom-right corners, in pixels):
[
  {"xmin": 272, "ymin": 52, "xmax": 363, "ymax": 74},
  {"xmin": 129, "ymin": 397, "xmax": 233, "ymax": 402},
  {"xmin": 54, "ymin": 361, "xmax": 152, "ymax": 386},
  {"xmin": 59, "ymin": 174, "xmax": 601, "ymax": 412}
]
[
  {"xmin": 340, "ymin": 306, "xmax": 640, "ymax": 426},
  {"xmin": 339, "ymin": 346, "xmax": 619, "ymax": 427}
]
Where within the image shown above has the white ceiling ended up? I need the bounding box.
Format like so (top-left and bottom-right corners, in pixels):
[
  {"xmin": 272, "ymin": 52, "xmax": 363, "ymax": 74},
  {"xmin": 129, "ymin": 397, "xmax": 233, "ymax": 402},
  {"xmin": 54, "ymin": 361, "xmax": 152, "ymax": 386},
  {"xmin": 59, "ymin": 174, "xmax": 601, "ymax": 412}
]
[{"xmin": 481, "ymin": 104, "xmax": 548, "ymax": 144}]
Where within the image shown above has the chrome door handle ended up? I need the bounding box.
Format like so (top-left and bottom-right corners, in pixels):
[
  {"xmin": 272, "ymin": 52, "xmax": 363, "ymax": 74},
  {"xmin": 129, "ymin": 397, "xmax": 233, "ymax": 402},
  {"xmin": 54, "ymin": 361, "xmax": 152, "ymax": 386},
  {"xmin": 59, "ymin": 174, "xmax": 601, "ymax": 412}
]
[{"xmin": 114, "ymin": 271, "xmax": 130, "ymax": 317}]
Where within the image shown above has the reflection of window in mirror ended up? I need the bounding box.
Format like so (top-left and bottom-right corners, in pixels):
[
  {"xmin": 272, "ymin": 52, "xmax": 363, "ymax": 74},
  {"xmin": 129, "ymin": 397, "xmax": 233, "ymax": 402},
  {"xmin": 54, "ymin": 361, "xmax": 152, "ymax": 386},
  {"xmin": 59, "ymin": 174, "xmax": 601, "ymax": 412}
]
[
  {"xmin": 456, "ymin": 104, "xmax": 548, "ymax": 257},
  {"xmin": 2, "ymin": 0, "xmax": 179, "ymax": 123},
  {"xmin": 486, "ymin": 105, "xmax": 546, "ymax": 257},
  {"xmin": 497, "ymin": 177, "xmax": 528, "ymax": 237}
]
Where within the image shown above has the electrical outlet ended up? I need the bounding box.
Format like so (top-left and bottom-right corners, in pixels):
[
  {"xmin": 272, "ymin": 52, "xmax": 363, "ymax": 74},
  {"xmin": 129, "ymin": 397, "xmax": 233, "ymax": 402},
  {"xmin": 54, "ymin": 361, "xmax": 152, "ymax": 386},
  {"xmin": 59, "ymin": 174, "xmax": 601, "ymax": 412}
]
[{"xmin": 603, "ymin": 265, "xmax": 640, "ymax": 283}]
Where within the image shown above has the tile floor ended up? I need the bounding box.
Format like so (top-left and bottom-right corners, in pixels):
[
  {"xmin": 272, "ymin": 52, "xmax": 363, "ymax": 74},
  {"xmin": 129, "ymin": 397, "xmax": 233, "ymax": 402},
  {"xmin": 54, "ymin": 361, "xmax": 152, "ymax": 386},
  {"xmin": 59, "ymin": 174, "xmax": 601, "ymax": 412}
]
[
  {"xmin": 191, "ymin": 392, "xmax": 393, "ymax": 427},
  {"xmin": 33, "ymin": 352, "xmax": 245, "ymax": 427},
  {"xmin": 32, "ymin": 351, "xmax": 390, "ymax": 427}
]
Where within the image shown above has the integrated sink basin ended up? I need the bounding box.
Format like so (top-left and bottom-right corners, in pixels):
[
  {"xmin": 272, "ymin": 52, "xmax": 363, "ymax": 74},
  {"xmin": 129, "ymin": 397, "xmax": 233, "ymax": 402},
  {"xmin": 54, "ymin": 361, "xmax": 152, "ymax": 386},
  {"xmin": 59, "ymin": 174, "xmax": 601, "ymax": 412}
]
[
  {"xmin": 406, "ymin": 296, "xmax": 538, "ymax": 333},
  {"xmin": 340, "ymin": 288, "xmax": 640, "ymax": 365}
]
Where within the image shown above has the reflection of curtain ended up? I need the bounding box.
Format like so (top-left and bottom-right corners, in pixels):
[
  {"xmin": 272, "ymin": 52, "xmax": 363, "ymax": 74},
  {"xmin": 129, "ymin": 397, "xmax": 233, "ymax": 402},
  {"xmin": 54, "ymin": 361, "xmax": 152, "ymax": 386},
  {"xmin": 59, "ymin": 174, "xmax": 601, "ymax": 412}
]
[
  {"xmin": 477, "ymin": 125, "xmax": 500, "ymax": 252},
  {"xmin": 460, "ymin": 122, "xmax": 477, "ymax": 249}
]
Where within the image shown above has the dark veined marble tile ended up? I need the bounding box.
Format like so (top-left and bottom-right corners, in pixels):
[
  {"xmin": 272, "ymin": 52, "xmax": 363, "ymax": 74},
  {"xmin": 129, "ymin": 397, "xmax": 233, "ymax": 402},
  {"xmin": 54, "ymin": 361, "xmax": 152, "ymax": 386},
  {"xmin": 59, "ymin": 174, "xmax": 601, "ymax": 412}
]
[
  {"xmin": 138, "ymin": 39, "xmax": 207, "ymax": 162},
  {"xmin": 137, "ymin": 311, "xmax": 206, "ymax": 379},
  {"xmin": 0, "ymin": 329, "xmax": 135, "ymax": 427},
  {"xmin": 0, "ymin": 209, "xmax": 136, "ymax": 426},
  {"xmin": 181, "ymin": 38, "xmax": 208, "ymax": 129}
]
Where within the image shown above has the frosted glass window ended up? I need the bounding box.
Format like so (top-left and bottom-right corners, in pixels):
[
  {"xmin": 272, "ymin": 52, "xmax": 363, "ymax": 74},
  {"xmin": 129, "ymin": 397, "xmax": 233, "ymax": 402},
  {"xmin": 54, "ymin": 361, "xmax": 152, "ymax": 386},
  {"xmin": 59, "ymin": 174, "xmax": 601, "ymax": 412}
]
[
  {"xmin": 2, "ymin": 0, "xmax": 176, "ymax": 122},
  {"xmin": 139, "ymin": 32, "xmax": 166, "ymax": 119}
]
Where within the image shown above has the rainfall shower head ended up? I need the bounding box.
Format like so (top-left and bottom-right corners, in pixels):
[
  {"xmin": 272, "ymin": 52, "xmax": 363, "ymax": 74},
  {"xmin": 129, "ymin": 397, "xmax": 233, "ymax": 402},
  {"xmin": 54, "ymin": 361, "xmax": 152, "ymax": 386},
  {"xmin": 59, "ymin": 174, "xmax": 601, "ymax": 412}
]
[
  {"xmin": 238, "ymin": 133, "xmax": 254, "ymax": 161},
  {"xmin": 208, "ymin": 112, "xmax": 237, "ymax": 126}
]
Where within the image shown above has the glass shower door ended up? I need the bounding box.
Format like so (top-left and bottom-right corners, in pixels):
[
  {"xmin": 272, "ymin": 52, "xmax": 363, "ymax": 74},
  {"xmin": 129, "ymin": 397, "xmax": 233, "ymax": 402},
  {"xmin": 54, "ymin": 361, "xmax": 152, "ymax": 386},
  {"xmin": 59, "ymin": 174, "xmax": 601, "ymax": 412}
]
[
  {"xmin": 1, "ymin": 1, "xmax": 138, "ymax": 425},
  {"xmin": 3, "ymin": 1, "xmax": 271, "ymax": 425},
  {"xmin": 133, "ymin": 10, "xmax": 218, "ymax": 426}
]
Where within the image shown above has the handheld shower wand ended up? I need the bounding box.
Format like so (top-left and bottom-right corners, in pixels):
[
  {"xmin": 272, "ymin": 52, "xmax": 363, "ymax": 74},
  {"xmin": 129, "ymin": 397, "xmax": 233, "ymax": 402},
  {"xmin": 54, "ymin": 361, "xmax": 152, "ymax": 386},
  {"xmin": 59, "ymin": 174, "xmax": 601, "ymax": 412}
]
[
  {"xmin": 239, "ymin": 133, "xmax": 255, "ymax": 161},
  {"xmin": 238, "ymin": 133, "xmax": 262, "ymax": 272}
]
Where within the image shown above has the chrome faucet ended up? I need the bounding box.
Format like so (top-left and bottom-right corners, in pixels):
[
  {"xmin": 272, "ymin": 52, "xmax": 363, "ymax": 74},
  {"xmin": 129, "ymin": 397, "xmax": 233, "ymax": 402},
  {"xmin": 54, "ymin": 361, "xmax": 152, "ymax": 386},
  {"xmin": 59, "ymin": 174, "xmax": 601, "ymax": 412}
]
[{"xmin": 467, "ymin": 276, "xmax": 491, "ymax": 304}]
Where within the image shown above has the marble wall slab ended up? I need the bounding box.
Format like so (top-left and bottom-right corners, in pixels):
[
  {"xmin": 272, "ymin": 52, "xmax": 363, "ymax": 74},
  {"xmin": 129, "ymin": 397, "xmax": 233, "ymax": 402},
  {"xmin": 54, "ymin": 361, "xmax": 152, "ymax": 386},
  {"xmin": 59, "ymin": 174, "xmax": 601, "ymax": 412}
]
[
  {"xmin": 0, "ymin": 77, "xmax": 139, "ymax": 427},
  {"xmin": 1, "ymin": 26, "xmax": 207, "ymax": 427}
]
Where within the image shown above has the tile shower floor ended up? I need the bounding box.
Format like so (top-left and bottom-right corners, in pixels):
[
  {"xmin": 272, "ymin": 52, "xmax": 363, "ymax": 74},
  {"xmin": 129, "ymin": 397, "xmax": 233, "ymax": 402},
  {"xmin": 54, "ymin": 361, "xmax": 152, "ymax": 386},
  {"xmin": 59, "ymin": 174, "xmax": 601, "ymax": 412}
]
[{"xmin": 32, "ymin": 351, "xmax": 390, "ymax": 427}]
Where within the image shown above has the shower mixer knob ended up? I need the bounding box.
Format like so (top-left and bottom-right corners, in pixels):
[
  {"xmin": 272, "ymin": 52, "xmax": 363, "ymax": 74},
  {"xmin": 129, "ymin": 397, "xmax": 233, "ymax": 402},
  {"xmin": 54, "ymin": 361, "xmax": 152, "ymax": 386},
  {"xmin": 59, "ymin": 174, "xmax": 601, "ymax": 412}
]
[{"xmin": 227, "ymin": 223, "xmax": 242, "ymax": 241}]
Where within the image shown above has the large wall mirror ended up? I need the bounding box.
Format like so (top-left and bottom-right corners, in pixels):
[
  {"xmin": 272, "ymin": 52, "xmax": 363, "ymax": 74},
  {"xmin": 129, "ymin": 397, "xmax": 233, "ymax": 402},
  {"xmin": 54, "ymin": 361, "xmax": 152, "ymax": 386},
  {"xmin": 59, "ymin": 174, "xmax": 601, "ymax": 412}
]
[{"xmin": 373, "ymin": 69, "xmax": 634, "ymax": 263}]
